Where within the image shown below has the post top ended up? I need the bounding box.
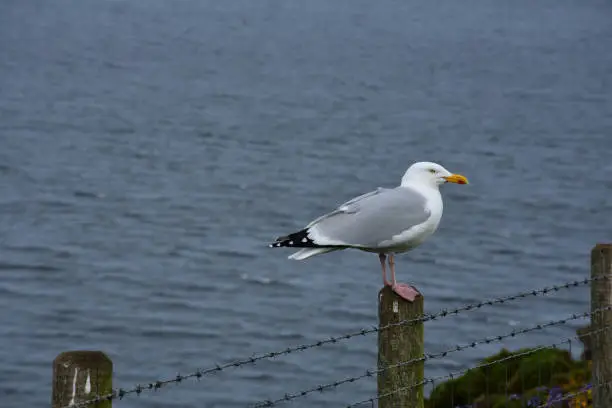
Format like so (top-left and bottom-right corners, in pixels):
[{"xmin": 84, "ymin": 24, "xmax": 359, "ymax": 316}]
[
  {"xmin": 53, "ymin": 351, "xmax": 112, "ymax": 367},
  {"xmin": 378, "ymin": 285, "xmax": 424, "ymax": 303}
]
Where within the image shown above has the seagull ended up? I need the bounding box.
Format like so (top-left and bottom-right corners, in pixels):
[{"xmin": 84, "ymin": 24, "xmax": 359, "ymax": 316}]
[{"xmin": 269, "ymin": 161, "xmax": 468, "ymax": 302}]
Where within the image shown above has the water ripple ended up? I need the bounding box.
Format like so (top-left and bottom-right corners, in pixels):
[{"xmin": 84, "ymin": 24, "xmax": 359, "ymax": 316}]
[{"xmin": 1, "ymin": 1, "xmax": 611, "ymax": 407}]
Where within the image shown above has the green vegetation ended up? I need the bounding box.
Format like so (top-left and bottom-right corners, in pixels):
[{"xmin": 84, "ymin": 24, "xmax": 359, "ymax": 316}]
[{"xmin": 425, "ymin": 341, "xmax": 592, "ymax": 408}]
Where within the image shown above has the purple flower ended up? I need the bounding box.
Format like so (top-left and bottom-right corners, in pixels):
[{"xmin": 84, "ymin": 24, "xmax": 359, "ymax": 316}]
[
  {"xmin": 527, "ymin": 395, "xmax": 542, "ymax": 407},
  {"xmin": 545, "ymin": 386, "xmax": 564, "ymax": 407},
  {"xmin": 508, "ymin": 393, "xmax": 520, "ymax": 401}
]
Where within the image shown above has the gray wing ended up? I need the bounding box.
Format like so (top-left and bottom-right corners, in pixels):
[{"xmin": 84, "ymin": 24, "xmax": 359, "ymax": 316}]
[{"xmin": 306, "ymin": 186, "xmax": 431, "ymax": 248}]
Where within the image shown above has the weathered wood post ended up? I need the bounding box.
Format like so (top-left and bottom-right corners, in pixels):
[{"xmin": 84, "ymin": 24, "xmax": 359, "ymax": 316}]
[
  {"xmin": 52, "ymin": 351, "xmax": 113, "ymax": 408},
  {"xmin": 591, "ymin": 243, "xmax": 612, "ymax": 408},
  {"xmin": 377, "ymin": 285, "xmax": 424, "ymax": 408}
]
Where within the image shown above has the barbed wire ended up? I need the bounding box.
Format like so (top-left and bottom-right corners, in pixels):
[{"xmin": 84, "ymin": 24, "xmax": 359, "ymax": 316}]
[
  {"xmin": 535, "ymin": 380, "xmax": 612, "ymax": 408},
  {"xmin": 346, "ymin": 323, "xmax": 612, "ymax": 407},
  {"xmin": 61, "ymin": 275, "xmax": 604, "ymax": 408},
  {"xmin": 376, "ymin": 275, "xmax": 602, "ymax": 330},
  {"xmin": 251, "ymin": 305, "xmax": 612, "ymax": 407}
]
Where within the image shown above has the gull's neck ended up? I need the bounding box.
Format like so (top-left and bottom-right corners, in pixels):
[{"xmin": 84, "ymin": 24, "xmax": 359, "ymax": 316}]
[
  {"xmin": 400, "ymin": 177, "xmax": 444, "ymax": 216},
  {"xmin": 400, "ymin": 176, "xmax": 440, "ymax": 192}
]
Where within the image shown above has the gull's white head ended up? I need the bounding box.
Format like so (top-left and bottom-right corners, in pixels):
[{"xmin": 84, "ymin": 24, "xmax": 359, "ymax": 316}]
[{"xmin": 401, "ymin": 161, "xmax": 468, "ymax": 188}]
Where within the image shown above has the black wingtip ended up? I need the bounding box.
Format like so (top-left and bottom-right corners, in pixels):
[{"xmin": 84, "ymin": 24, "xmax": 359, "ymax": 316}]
[{"xmin": 269, "ymin": 228, "xmax": 320, "ymax": 248}]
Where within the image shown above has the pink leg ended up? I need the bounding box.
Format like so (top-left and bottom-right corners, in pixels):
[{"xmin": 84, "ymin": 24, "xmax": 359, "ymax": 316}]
[
  {"xmin": 389, "ymin": 254, "xmax": 420, "ymax": 302},
  {"xmin": 379, "ymin": 253, "xmax": 391, "ymax": 286}
]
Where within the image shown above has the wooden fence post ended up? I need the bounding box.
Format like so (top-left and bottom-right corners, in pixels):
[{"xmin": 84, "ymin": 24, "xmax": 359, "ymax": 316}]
[
  {"xmin": 52, "ymin": 351, "xmax": 113, "ymax": 408},
  {"xmin": 378, "ymin": 285, "xmax": 424, "ymax": 408},
  {"xmin": 591, "ymin": 244, "xmax": 612, "ymax": 408}
]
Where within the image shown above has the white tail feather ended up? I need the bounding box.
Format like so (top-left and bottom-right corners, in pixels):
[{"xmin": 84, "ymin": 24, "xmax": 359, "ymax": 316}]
[{"xmin": 288, "ymin": 248, "xmax": 339, "ymax": 260}]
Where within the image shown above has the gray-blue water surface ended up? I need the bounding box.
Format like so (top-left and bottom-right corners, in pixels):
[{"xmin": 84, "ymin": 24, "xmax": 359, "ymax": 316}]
[{"xmin": 1, "ymin": 0, "xmax": 612, "ymax": 407}]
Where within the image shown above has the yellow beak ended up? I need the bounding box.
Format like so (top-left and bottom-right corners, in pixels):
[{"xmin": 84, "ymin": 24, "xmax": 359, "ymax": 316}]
[{"xmin": 444, "ymin": 174, "xmax": 469, "ymax": 184}]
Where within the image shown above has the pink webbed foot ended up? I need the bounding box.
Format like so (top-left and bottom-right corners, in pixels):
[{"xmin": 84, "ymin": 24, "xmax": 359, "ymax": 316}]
[{"xmin": 392, "ymin": 283, "xmax": 421, "ymax": 302}]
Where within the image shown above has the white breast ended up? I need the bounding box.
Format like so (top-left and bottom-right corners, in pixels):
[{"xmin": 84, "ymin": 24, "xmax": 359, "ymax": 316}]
[{"xmin": 381, "ymin": 185, "xmax": 443, "ymax": 252}]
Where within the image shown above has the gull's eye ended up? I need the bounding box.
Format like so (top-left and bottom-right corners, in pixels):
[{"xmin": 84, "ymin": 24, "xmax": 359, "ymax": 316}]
[{"xmin": 429, "ymin": 169, "xmax": 436, "ymax": 174}]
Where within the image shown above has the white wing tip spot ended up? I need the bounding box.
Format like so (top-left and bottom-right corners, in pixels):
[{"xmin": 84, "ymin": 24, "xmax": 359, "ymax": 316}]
[{"xmin": 302, "ymin": 237, "xmax": 308, "ymax": 243}]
